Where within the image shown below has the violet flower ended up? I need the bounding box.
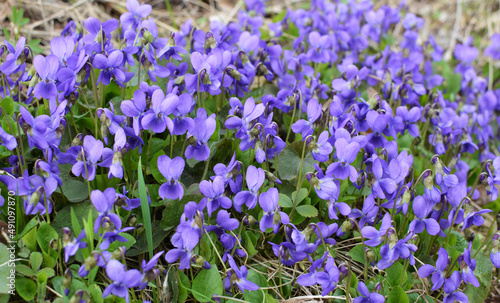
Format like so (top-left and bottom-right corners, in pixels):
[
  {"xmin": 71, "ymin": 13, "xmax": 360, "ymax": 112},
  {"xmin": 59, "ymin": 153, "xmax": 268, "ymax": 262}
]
[
  {"xmin": 233, "ymin": 165, "xmax": 265, "ymax": 212},
  {"xmin": 142, "ymin": 89, "xmax": 179, "ymax": 133},
  {"xmin": 259, "ymin": 188, "xmax": 289, "ymax": 234},
  {"xmin": 353, "ymin": 281, "xmax": 385, "ymax": 303},
  {"xmin": 225, "ymin": 255, "xmax": 259, "ymax": 293},
  {"xmin": 199, "ymin": 176, "xmax": 232, "ymax": 217},
  {"xmin": 315, "ymin": 256, "xmax": 339, "ymax": 296},
  {"xmin": 185, "ymin": 108, "xmax": 216, "ymax": 161},
  {"xmin": 418, "ymin": 247, "xmax": 449, "ymax": 291},
  {"xmin": 103, "ymin": 260, "xmax": 142, "ymax": 303},
  {"xmin": 158, "ymin": 155, "xmax": 185, "ymax": 200}
]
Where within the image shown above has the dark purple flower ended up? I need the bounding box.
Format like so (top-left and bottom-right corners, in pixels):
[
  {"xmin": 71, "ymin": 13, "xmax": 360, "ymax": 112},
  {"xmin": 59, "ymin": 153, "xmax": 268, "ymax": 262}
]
[
  {"xmin": 0, "ymin": 37, "xmax": 27, "ymax": 75},
  {"xmin": 72, "ymin": 136, "xmax": 103, "ymax": 181},
  {"xmin": 158, "ymin": 155, "xmax": 185, "ymax": 200}
]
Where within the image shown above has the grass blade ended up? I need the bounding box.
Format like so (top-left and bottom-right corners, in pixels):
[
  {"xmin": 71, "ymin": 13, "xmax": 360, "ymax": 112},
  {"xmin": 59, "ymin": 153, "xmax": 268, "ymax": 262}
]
[{"xmin": 138, "ymin": 156, "xmax": 154, "ymax": 258}]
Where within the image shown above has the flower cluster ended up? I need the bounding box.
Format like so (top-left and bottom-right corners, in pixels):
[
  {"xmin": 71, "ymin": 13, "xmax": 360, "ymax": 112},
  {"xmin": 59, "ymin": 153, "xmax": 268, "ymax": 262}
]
[{"xmin": 1, "ymin": 0, "xmax": 499, "ymax": 301}]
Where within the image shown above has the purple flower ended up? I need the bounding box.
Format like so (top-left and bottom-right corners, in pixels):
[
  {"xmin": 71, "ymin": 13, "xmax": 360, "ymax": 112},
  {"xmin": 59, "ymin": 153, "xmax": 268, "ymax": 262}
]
[
  {"xmin": 361, "ymin": 213, "xmax": 392, "ymax": 247},
  {"xmin": 418, "ymin": 247, "xmax": 449, "ymax": 291},
  {"xmin": 291, "ymin": 98, "xmax": 322, "ymax": 139},
  {"xmin": 139, "ymin": 251, "xmax": 164, "ymax": 289},
  {"xmin": 83, "ymin": 17, "xmax": 118, "ymax": 53},
  {"xmin": 259, "ymin": 188, "xmax": 289, "ymax": 234},
  {"xmin": 311, "ymin": 131, "xmax": 333, "ymax": 162},
  {"xmin": 331, "ymin": 65, "xmax": 368, "ymax": 99},
  {"xmin": 353, "ymin": 281, "xmax": 385, "ymax": 303},
  {"xmin": 185, "ymin": 108, "xmax": 216, "ymax": 161},
  {"xmin": 233, "ymin": 165, "xmax": 265, "ymax": 212},
  {"xmin": 306, "ymin": 31, "xmax": 330, "ymax": 63},
  {"xmin": 168, "ymin": 93, "xmax": 195, "ymax": 135},
  {"xmin": 120, "ymin": 86, "xmax": 148, "ymax": 135},
  {"xmin": 165, "ymin": 227, "xmax": 199, "ymax": 269},
  {"xmin": 93, "ymin": 51, "xmax": 129, "ymax": 86},
  {"xmin": 316, "ymin": 257, "xmax": 339, "ymax": 296},
  {"xmin": 462, "ymin": 207, "xmax": 492, "ymax": 231},
  {"xmin": 62, "ymin": 228, "xmax": 87, "ymax": 262},
  {"xmin": 0, "ymin": 37, "xmax": 27, "ymax": 75},
  {"xmin": 142, "ymin": 90, "xmax": 179, "ymax": 133},
  {"xmin": 225, "ymin": 255, "xmax": 259, "ymax": 293},
  {"xmin": 103, "ymin": 260, "xmax": 142, "ymax": 303},
  {"xmin": 91, "ymin": 188, "xmax": 121, "ymax": 233},
  {"xmin": 443, "ymin": 271, "xmax": 468, "ymax": 303},
  {"xmin": 327, "ymin": 138, "xmax": 360, "ymax": 182},
  {"xmin": 378, "ymin": 233, "xmax": 418, "ymax": 270},
  {"xmin": 0, "ymin": 126, "xmax": 16, "ymax": 150},
  {"xmin": 408, "ymin": 196, "xmax": 441, "ymax": 236},
  {"xmin": 158, "ymin": 155, "xmax": 185, "ymax": 200},
  {"xmin": 199, "ymin": 176, "xmax": 232, "ymax": 217},
  {"xmin": 33, "ymin": 54, "xmax": 59, "ymax": 111},
  {"xmin": 349, "ymin": 194, "xmax": 378, "ymax": 228},
  {"xmin": 297, "ymin": 254, "xmax": 328, "ymax": 286},
  {"xmin": 100, "ymin": 226, "xmax": 135, "ymax": 250},
  {"xmin": 206, "ymin": 210, "xmax": 239, "ymax": 238},
  {"xmin": 120, "ymin": 0, "xmax": 152, "ymax": 30},
  {"xmin": 459, "ymin": 242, "xmax": 479, "ymax": 287},
  {"xmin": 72, "ymin": 136, "xmax": 103, "ymax": 181}
]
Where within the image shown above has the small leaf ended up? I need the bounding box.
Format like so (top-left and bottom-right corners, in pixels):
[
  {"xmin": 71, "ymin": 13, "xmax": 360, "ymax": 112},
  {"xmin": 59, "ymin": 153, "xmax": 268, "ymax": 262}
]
[
  {"xmin": 385, "ymin": 262, "xmax": 406, "ymax": 287},
  {"xmin": 37, "ymin": 268, "xmax": 55, "ymax": 278},
  {"xmin": 347, "ymin": 245, "xmax": 365, "ymax": 264},
  {"xmin": 291, "ymin": 188, "xmax": 308, "ymax": 206},
  {"xmin": 192, "ymin": 265, "xmax": 222, "ymax": 302},
  {"xmin": 295, "ymin": 205, "xmax": 318, "ymax": 218},
  {"xmin": 138, "ymin": 156, "xmax": 154, "ymax": 259},
  {"xmin": 29, "ymin": 252, "xmax": 43, "ymax": 272},
  {"xmin": 16, "ymin": 277, "xmax": 37, "ymax": 301},
  {"xmin": 36, "ymin": 222, "xmax": 58, "ymax": 254},
  {"xmin": 387, "ymin": 286, "xmax": 408, "ymax": 303},
  {"xmin": 278, "ymin": 194, "xmax": 293, "ymax": 208},
  {"xmin": 0, "ymin": 97, "xmax": 15, "ymax": 115}
]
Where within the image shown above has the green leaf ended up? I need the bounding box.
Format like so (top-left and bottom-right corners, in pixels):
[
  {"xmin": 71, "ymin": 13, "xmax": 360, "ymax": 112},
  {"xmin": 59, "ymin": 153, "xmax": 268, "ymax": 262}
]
[
  {"xmin": 244, "ymin": 230, "xmax": 258, "ymax": 257},
  {"xmin": 291, "ymin": 188, "xmax": 308, "ymax": 206},
  {"xmin": 127, "ymin": 221, "xmax": 169, "ymax": 257},
  {"xmin": 0, "ymin": 97, "xmax": 15, "ymax": 115},
  {"xmin": 36, "ymin": 222, "xmax": 58, "ymax": 254},
  {"xmin": 88, "ymin": 284, "xmax": 104, "ymax": 303},
  {"xmin": 244, "ymin": 270, "xmax": 268, "ymax": 303},
  {"xmin": 51, "ymin": 202, "xmax": 97, "ymax": 234},
  {"xmin": 178, "ymin": 270, "xmax": 191, "ymax": 303},
  {"xmin": 16, "ymin": 264, "xmax": 34, "ymax": 277},
  {"xmin": 278, "ymin": 194, "xmax": 293, "ymax": 208},
  {"xmin": 0, "ymin": 244, "xmax": 13, "ymax": 294},
  {"xmin": 295, "ymin": 205, "xmax": 318, "ymax": 218},
  {"xmin": 16, "ymin": 277, "xmax": 36, "ymax": 301},
  {"xmin": 29, "ymin": 252, "xmax": 43, "ymax": 272},
  {"xmin": 161, "ymin": 195, "xmax": 204, "ymax": 230},
  {"xmin": 151, "ymin": 150, "xmax": 167, "ymax": 183},
  {"xmin": 192, "ymin": 265, "xmax": 223, "ymax": 302},
  {"xmin": 276, "ymin": 142, "xmax": 315, "ymax": 181},
  {"xmin": 464, "ymin": 252, "xmax": 493, "ymax": 303},
  {"xmin": 387, "ymin": 286, "xmax": 408, "ymax": 303},
  {"xmin": 386, "ymin": 262, "xmax": 406, "ymax": 287},
  {"xmin": 16, "ymin": 217, "xmax": 38, "ymax": 240},
  {"xmin": 138, "ymin": 156, "xmax": 154, "ymax": 259},
  {"xmin": 37, "ymin": 268, "xmax": 55, "ymax": 278},
  {"xmin": 347, "ymin": 245, "xmax": 365, "ymax": 264}
]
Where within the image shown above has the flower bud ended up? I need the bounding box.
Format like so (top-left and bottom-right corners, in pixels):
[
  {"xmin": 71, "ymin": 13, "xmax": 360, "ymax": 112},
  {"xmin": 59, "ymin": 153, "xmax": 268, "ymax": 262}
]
[
  {"xmin": 69, "ymin": 290, "xmax": 90, "ymax": 303},
  {"xmin": 245, "ymin": 215, "xmax": 258, "ymax": 225},
  {"xmin": 227, "ymin": 68, "xmax": 242, "ymax": 81},
  {"xmin": 63, "ymin": 269, "xmax": 73, "ymax": 296},
  {"xmin": 84, "ymin": 255, "xmax": 97, "ymax": 271},
  {"xmin": 338, "ymin": 262, "xmax": 349, "ymax": 281},
  {"xmin": 365, "ymin": 247, "xmax": 375, "ymax": 265},
  {"xmin": 143, "ymin": 31, "xmax": 154, "ymax": 43},
  {"xmin": 265, "ymin": 170, "xmax": 281, "ymax": 184},
  {"xmin": 112, "ymin": 247, "xmax": 126, "ymax": 261}
]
